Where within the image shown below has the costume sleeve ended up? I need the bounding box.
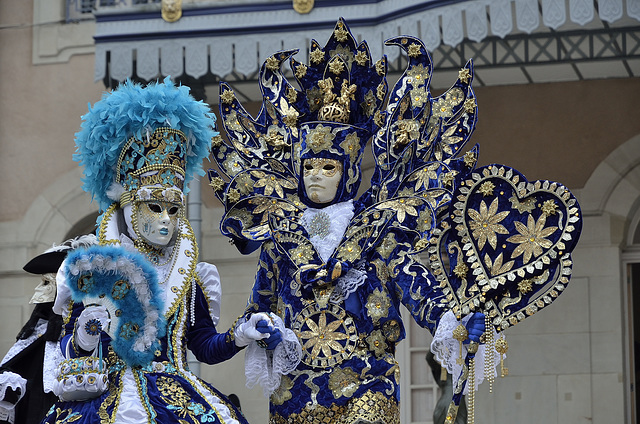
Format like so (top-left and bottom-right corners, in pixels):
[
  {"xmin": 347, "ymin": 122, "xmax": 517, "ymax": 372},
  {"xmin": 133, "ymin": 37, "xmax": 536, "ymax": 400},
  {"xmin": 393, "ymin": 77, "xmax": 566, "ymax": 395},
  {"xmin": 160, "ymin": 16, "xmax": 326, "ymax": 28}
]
[
  {"xmin": 186, "ymin": 264, "xmax": 241, "ymax": 364},
  {"xmin": 385, "ymin": 229, "xmax": 448, "ymax": 335},
  {"xmin": 245, "ymin": 240, "xmax": 281, "ymax": 316},
  {"xmin": 59, "ymin": 302, "xmax": 111, "ymax": 359}
]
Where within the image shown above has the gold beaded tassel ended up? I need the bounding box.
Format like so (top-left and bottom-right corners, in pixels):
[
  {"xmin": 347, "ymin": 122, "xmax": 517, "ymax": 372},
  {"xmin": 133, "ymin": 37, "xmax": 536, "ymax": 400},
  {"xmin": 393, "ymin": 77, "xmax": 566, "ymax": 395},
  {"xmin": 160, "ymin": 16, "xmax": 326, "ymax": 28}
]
[
  {"xmin": 467, "ymin": 342, "xmax": 479, "ymax": 424},
  {"xmin": 483, "ymin": 315, "xmax": 495, "ymax": 393},
  {"xmin": 495, "ymin": 335, "xmax": 509, "ymax": 377}
]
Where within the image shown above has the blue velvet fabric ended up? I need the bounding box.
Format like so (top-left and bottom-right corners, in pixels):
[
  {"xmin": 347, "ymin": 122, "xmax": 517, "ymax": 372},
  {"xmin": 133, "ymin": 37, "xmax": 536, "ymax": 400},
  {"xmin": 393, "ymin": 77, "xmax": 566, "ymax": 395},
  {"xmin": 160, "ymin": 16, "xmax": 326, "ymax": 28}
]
[{"xmin": 245, "ymin": 199, "xmax": 448, "ymax": 420}]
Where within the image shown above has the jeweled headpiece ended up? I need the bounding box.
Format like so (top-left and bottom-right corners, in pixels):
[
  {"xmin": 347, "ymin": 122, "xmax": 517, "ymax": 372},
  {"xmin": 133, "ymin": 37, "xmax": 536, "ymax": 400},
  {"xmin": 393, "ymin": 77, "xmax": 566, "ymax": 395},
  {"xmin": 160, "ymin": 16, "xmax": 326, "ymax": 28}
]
[{"xmin": 74, "ymin": 77, "xmax": 217, "ymax": 213}]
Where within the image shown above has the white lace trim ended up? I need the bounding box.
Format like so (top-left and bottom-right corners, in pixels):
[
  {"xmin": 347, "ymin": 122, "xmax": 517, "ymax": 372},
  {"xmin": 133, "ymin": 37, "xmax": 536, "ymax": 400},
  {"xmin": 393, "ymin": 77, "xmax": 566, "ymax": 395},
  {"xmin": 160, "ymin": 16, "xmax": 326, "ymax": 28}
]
[
  {"xmin": 430, "ymin": 310, "xmax": 502, "ymax": 395},
  {"xmin": 0, "ymin": 320, "xmax": 48, "ymax": 366},
  {"xmin": 0, "ymin": 371, "xmax": 26, "ymax": 408},
  {"xmin": 43, "ymin": 341, "xmax": 64, "ymax": 394},
  {"xmin": 301, "ymin": 200, "xmax": 354, "ymax": 262},
  {"xmin": 244, "ymin": 314, "xmax": 302, "ymax": 397},
  {"xmin": 331, "ymin": 262, "xmax": 367, "ymax": 303}
]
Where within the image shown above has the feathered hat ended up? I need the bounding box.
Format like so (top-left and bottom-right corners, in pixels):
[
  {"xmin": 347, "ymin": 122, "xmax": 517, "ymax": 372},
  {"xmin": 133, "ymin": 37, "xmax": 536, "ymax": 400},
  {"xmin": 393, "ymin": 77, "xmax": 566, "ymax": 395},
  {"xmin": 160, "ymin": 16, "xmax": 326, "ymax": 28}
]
[{"xmin": 74, "ymin": 77, "xmax": 217, "ymax": 215}]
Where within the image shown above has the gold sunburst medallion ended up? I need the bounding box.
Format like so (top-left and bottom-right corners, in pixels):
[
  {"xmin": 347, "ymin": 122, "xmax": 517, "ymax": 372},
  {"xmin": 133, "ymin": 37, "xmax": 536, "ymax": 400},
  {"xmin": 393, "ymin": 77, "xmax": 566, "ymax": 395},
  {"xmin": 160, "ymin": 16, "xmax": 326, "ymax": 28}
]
[{"xmin": 292, "ymin": 303, "xmax": 358, "ymax": 368}]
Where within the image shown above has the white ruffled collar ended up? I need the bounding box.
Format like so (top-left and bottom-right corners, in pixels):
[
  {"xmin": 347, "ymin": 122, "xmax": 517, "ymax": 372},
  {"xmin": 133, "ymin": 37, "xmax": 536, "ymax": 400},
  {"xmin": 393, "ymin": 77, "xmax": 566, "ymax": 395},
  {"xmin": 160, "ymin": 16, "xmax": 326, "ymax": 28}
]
[{"xmin": 300, "ymin": 200, "xmax": 354, "ymax": 262}]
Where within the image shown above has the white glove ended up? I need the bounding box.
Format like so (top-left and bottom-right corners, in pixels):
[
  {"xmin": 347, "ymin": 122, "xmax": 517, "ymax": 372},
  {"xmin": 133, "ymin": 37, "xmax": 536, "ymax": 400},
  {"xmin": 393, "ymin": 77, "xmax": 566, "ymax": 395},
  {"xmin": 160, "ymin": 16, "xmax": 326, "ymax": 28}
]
[
  {"xmin": 75, "ymin": 305, "xmax": 110, "ymax": 352},
  {"xmin": 234, "ymin": 313, "xmax": 274, "ymax": 347}
]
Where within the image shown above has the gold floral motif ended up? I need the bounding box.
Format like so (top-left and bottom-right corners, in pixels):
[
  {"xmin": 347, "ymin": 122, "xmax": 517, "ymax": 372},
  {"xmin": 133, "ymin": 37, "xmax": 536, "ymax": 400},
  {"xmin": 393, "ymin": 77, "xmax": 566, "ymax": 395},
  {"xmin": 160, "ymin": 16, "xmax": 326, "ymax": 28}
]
[
  {"xmin": 366, "ymin": 330, "xmax": 389, "ymax": 357},
  {"xmin": 354, "ymin": 50, "xmax": 368, "ymax": 66},
  {"xmin": 211, "ymin": 134, "xmax": 223, "ymax": 148},
  {"xmin": 507, "ymin": 214, "xmax": 558, "ymax": 262},
  {"xmin": 375, "ymin": 59, "xmax": 386, "ymax": 75},
  {"xmin": 253, "ymin": 170, "xmax": 295, "ymax": 197},
  {"xmin": 291, "ymin": 243, "xmax": 314, "ymax": 265},
  {"xmin": 334, "ymin": 26, "xmax": 349, "ymax": 42},
  {"xmin": 250, "ymin": 197, "xmax": 297, "ymax": 222},
  {"xmin": 208, "ymin": 176, "xmax": 225, "ymax": 192},
  {"xmin": 329, "ymin": 58, "xmax": 346, "ymax": 75},
  {"xmin": 458, "ymin": 68, "xmax": 471, "ymax": 83},
  {"xmin": 293, "ymin": 303, "xmax": 358, "ymax": 368},
  {"xmin": 328, "ymin": 366, "xmax": 360, "ymax": 398},
  {"xmin": 337, "ymin": 239, "xmax": 363, "ymax": 262},
  {"xmin": 464, "ymin": 98, "xmax": 476, "ymax": 113},
  {"xmin": 407, "ymin": 43, "xmax": 422, "ymax": 57},
  {"xmin": 376, "ymin": 83, "xmax": 386, "ymax": 101},
  {"xmin": 453, "ymin": 261, "xmax": 469, "ymax": 278},
  {"xmin": 411, "ymin": 86, "xmax": 429, "ymax": 108},
  {"xmin": 432, "ymin": 87, "xmax": 465, "ymax": 120},
  {"xmin": 295, "ymin": 62, "xmax": 308, "ymax": 79},
  {"xmin": 541, "ymin": 199, "xmax": 558, "ymax": 216},
  {"xmin": 339, "ymin": 132, "xmax": 361, "ymax": 162},
  {"xmin": 417, "ymin": 209, "xmax": 433, "ymax": 233},
  {"xmin": 518, "ymin": 279, "xmax": 533, "ymax": 294},
  {"xmin": 310, "ymin": 47, "xmax": 325, "ymax": 64},
  {"xmin": 226, "ymin": 188, "xmax": 241, "ymax": 204},
  {"xmin": 266, "ymin": 55, "xmax": 280, "ymax": 71},
  {"xmin": 234, "ymin": 172, "xmax": 254, "ymax": 195},
  {"xmin": 478, "ymin": 181, "xmax": 495, "ymax": 196},
  {"xmin": 463, "ymin": 150, "xmax": 476, "ymax": 167},
  {"xmin": 305, "ymin": 124, "xmax": 335, "ymax": 153},
  {"xmin": 408, "ymin": 162, "xmax": 439, "ymax": 191},
  {"xmin": 378, "ymin": 197, "xmax": 422, "ymax": 223},
  {"xmin": 365, "ymin": 288, "xmax": 391, "ymax": 323},
  {"xmin": 468, "ymin": 198, "xmax": 510, "ymax": 250},
  {"xmin": 407, "ymin": 63, "xmax": 430, "ymax": 85},
  {"xmin": 271, "ymin": 375, "xmax": 294, "ymax": 405},
  {"xmin": 374, "ymin": 110, "xmax": 385, "ymax": 127},
  {"xmin": 220, "ymin": 89, "xmax": 235, "ymax": 104},
  {"xmin": 286, "ymin": 86, "xmax": 298, "ymax": 103}
]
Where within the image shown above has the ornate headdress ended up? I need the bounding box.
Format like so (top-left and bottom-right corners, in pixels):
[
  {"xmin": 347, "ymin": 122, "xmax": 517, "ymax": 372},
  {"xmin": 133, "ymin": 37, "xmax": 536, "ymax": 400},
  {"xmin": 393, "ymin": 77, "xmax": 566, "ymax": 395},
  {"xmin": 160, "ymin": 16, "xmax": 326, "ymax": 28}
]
[{"xmin": 74, "ymin": 77, "xmax": 217, "ymax": 215}]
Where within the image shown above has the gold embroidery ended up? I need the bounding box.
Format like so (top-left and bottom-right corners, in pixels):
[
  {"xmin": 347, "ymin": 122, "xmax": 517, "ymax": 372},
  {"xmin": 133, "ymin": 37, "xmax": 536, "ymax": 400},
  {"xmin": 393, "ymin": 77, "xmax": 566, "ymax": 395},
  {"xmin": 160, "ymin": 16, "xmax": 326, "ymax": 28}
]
[{"xmin": 269, "ymin": 390, "xmax": 399, "ymax": 424}]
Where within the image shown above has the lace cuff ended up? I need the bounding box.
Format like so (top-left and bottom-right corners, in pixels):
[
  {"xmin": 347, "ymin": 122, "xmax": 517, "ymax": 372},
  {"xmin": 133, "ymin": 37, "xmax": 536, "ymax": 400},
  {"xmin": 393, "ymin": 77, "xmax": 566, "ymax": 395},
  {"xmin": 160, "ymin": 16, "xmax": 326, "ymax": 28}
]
[
  {"xmin": 0, "ymin": 372, "xmax": 26, "ymax": 408},
  {"xmin": 430, "ymin": 310, "xmax": 501, "ymax": 395},
  {"xmin": 244, "ymin": 314, "xmax": 302, "ymax": 397}
]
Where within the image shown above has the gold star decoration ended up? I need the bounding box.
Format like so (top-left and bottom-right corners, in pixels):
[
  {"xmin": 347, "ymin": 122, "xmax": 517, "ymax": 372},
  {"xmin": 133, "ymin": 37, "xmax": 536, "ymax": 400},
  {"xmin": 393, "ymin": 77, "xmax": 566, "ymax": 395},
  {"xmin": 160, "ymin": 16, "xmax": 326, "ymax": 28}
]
[
  {"xmin": 517, "ymin": 279, "xmax": 533, "ymax": 294},
  {"xmin": 478, "ymin": 181, "xmax": 495, "ymax": 196},
  {"xmin": 226, "ymin": 188, "xmax": 241, "ymax": 204},
  {"xmin": 541, "ymin": 199, "xmax": 558, "ymax": 216},
  {"xmin": 334, "ymin": 26, "xmax": 349, "ymax": 42},
  {"xmin": 463, "ymin": 150, "xmax": 476, "ymax": 167},
  {"xmin": 441, "ymin": 171, "xmax": 456, "ymax": 187},
  {"xmin": 464, "ymin": 98, "xmax": 477, "ymax": 114},
  {"xmin": 354, "ymin": 50, "xmax": 368, "ymax": 66},
  {"xmin": 310, "ymin": 48, "xmax": 325, "ymax": 64},
  {"xmin": 220, "ymin": 90, "xmax": 235, "ymax": 104},
  {"xmin": 208, "ymin": 177, "xmax": 225, "ymax": 192},
  {"xmin": 407, "ymin": 43, "xmax": 422, "ymax": 58},
  {"xmin": 295, "ymin": 63, "xmax": 308, "ymax": 79},
  {"xmin": 328, "ymin": 59, "xmax": 345, "ymax": 75},
  {"xmin": 453, "ymin": 262, "xmax": 469, "ymax": 279},
  {"xmin": 286, "ymin": 86, "xmax": 298, "ymax": 103},
  {"xmin": 265, "ymin": 55, "xmax": 280, "ymax": 71},
  {"xmin": 458, "ymin": 68, "xmax": 471, "ymax": 84}
]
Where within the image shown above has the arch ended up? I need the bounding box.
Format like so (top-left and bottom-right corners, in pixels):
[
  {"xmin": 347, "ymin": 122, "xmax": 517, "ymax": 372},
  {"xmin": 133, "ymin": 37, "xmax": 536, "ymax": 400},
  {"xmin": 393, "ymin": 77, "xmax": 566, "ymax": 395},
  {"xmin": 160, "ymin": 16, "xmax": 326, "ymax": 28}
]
[{"xmin": 18, "ymin": 167, "xmax": 99, "ymax": 258}]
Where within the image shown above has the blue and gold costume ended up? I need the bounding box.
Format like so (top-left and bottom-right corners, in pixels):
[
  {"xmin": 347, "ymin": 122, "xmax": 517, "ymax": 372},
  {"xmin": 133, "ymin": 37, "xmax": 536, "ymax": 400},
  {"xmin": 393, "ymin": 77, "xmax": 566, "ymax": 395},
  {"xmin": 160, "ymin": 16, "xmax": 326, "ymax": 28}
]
[
  {"xmin": 209, "ymin": 19, "xmax": 583, "ymax": 424},
  {"xmin": 43, "ymin": 79, "xmax": 248, "ymax": 424}
]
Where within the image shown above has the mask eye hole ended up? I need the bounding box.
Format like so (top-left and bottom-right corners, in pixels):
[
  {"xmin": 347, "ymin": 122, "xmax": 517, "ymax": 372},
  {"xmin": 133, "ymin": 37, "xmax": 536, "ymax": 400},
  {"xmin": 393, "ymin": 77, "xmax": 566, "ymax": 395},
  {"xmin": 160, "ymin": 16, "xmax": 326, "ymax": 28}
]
[
  {"xmin": 43, "ymin": 281, "xmax": 50, "ymax": 286},
  {"xmin": 168, "ymin": 206, "xmax": 180, "ymax": 215},
  {"xmin": 148, "ymin": 203, "xmax": 162, "ymax": 213},
  {"xmin": 304, "ymin": 163, "xmax": 314, "ymax": 171},
  {"xmin": 323, "ymin": 164, "xmax": 335, "ymax": 171}
]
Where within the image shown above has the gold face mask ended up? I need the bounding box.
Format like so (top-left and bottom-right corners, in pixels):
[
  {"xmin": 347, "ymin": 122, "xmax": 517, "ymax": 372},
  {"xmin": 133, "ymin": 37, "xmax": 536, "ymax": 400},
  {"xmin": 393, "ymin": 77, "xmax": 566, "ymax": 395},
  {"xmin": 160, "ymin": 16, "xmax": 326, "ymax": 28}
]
[{"xmin": 302, "ymin": 158, "xmax": 343, "ymax": 204}]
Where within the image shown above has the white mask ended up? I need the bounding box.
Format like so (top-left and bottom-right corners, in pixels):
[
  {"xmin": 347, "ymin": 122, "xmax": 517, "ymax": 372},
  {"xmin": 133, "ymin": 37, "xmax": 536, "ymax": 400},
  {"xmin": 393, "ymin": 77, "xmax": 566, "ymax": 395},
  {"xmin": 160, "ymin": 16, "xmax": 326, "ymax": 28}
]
[
  {"xmin": 133, "ymin": 200, "xmax": 181, "ymax": 247},
  {"xmin": 303, "ymin": 158, "xmax": 343, "ymax": 205},
  {"xmin": 30, "ymin": 273, "xmax": 57, "ymax": 304}
]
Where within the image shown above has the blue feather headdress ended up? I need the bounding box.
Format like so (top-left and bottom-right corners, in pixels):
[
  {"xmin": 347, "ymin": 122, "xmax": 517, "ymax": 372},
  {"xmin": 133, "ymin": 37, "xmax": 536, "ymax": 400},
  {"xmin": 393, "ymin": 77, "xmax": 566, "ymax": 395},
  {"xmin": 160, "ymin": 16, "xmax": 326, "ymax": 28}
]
[{"xmin": 74, "ymin": 77, "xmax": 218, "ymax": 214}]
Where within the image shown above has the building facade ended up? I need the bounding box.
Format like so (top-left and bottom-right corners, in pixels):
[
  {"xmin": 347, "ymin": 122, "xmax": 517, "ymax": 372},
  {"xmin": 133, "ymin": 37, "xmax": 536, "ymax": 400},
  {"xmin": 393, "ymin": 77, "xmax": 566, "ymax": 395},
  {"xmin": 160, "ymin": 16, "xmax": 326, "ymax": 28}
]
[{"xmin": 1, "ymin": 1, "xmax": 640, "ymax": 423}]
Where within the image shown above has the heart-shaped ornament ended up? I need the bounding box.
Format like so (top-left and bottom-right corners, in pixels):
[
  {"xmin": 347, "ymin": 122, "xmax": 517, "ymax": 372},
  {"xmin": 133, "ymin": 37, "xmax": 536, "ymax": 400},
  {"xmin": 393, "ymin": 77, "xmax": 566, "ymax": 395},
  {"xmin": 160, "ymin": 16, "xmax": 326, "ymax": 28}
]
[{"xmin": 427, "ymin": 165, "xmax": 582, "ymax": 331}]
